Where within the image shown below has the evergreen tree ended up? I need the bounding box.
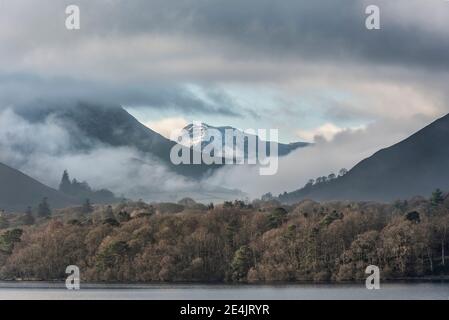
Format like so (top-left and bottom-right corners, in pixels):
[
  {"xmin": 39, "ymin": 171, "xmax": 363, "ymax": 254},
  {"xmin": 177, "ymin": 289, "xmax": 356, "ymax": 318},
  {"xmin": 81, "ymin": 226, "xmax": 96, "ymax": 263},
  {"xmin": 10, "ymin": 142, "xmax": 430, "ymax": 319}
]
[
  {"xmin": 37, "ymin": 197, "xmax": 51, "ymax": 217},
  {"xmin": 268, "ymin": 207, "xmax": 288, "ymax": 229},
  {"xmin": 102, "ymin": 205, "xmax": 119, "ymax": 226},
  {"xmin": 117, "ymin": 211, "xmax": 131, "ymax": 223},
  {"xmin": 103, "ymin": 205, "xmax": 114, "ymax": 220},
  {"xmin": 59, "ymin": 170, "xmax": 72, "ymax": 194},
  {"xmin": 261, "ymin": 192, "xmax": 273, "ymax": 201},
  {"xmin": 21, "ymin": 206, "xmax": 35, "ymax": 225},
  {"xmin": 431, "ymin": 188, "xmax": 444, "ymax": 207},
  {"xmin": 0, "ymin": 228, "xmax": 23, "ymax": 253},
  {"xmin": 230, "ymin": 245, "xmax": 253, "ymax": 281}
]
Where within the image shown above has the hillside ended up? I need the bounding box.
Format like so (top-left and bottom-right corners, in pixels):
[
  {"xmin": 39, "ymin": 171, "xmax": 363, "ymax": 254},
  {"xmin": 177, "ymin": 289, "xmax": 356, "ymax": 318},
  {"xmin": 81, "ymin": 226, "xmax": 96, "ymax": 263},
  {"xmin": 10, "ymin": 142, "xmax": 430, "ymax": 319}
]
[
  {"xmin": 280, "ymin": 113, "xmax": 449, "ymax": 203},
  {"xmin": 0, "ymin": 162, "xmax": 77, "ymax": 212}
]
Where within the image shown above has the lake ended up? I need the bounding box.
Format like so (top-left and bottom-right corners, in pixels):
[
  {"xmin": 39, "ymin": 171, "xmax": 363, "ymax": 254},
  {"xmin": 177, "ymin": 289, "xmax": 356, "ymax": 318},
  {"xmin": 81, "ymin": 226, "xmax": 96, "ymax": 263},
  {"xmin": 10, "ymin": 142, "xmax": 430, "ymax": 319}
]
[{"xmin": 0, "ymin": 282, "xmax": 449, "ymax": 300}]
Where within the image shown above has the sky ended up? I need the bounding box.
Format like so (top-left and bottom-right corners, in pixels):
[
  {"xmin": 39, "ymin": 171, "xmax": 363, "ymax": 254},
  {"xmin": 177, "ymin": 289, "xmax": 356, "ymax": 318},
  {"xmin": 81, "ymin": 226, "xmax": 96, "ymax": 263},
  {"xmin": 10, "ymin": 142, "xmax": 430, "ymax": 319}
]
[{"xmin": 1, "ymin": 0, "xmax": 449, "ymax": 198}]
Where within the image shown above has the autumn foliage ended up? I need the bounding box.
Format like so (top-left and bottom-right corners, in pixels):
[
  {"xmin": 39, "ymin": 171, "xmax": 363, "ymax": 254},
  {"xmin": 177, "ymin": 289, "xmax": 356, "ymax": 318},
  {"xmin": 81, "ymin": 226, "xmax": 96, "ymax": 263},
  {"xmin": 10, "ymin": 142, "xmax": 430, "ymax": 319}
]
[{"xmin": 0, "ymin": 195, "xmax": 448, "ymax": 282}]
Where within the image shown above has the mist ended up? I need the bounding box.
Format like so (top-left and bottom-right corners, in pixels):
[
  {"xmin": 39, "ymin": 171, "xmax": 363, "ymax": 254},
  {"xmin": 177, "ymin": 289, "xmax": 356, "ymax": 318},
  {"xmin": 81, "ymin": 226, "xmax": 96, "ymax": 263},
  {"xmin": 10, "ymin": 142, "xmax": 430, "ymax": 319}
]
[
  {"xmin": 0, "ymin": 107, "xmax": 202, "ymax": 201},
  {"xmin": 206, "ymin": 115, "xmax": 432, "ymax": 198},
  {"xmin": 0, "ymin": 102, "xmax": 438, "ymax": 202}
]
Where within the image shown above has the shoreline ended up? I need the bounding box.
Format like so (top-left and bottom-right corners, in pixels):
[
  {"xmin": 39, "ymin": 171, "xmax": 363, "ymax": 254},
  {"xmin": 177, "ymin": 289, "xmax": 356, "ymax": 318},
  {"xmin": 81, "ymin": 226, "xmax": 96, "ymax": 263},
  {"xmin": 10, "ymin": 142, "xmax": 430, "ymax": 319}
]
[{"xmin": 1, "ymin": 277, "xmax": 449, "ymax": 289}]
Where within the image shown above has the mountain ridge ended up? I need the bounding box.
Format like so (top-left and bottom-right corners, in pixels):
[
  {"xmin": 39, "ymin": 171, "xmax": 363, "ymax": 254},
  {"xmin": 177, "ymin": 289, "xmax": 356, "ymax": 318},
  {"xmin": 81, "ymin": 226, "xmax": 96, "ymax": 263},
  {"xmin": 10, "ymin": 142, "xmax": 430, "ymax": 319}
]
[
  {"xmin": 16, "ymin": 102, "xmax": 224, "ymax": 178},
  {"xmin": 279, "ymin": 112, "xmax": 449, "ymax": 203},
  {"xmin": 182, "ymin": 122, "xmax": 309, "ymax": 159}
]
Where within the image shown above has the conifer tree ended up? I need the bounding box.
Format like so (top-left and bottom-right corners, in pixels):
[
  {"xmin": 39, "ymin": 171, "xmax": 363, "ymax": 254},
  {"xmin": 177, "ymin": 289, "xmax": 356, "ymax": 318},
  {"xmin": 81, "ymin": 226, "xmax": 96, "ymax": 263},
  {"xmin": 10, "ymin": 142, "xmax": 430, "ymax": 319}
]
[
  {"xmin": 37, "ymin": 197, "xmax": 51, "ymax": 217},
  {"xmin": 59, "ymin": 170, "xmax": 72, "ymax": 194}
]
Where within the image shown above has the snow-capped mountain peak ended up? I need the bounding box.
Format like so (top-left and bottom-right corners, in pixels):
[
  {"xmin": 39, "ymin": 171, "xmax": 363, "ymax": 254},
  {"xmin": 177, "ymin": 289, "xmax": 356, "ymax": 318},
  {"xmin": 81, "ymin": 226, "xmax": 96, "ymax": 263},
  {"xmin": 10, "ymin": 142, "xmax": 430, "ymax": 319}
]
[{"xmin": 180, "ymin": 122, "xmax": 309, "ymax": 158}]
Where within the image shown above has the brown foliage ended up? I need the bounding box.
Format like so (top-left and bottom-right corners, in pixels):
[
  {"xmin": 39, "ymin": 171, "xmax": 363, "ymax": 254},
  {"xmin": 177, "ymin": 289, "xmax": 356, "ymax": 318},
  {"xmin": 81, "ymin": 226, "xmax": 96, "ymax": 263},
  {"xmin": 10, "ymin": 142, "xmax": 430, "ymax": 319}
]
[{"xmin": 0, "ymin": 199, "xmax": 448, "ymax": 282}]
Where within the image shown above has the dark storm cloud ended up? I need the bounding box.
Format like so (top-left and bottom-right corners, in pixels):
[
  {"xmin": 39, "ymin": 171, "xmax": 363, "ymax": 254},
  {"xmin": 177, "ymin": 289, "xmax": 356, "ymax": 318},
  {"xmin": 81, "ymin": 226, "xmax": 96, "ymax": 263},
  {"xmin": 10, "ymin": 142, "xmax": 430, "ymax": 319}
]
[
  {"xmin": 2, "ymin": 0, "xmax": 448, "ymax": 87},
  {"xmin": 1, "ymin": 0, "xmax": 448, "ymax": 122},
  {"xmin": 76, "ymin": 0, "xmax": 449, "ymax": 71},
  {"xmin": 0, "ymin": 73, "xmax": 240, "ymax": 117}
]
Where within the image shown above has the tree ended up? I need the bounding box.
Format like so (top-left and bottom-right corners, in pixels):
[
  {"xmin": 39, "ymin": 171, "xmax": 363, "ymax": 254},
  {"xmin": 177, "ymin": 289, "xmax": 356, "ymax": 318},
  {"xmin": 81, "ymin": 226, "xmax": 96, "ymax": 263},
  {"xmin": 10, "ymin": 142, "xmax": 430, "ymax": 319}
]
[
  {"xmin": 268, "ymin": 207, "xmax": 288, "ymax": 229},
  {"xmin": 72, "ymin": 179, "xmax": 91, "ymax": 192},
  {"xmin": 406, "ymin": 211, "xmax": 420, "ymax": 223},
  {"xmin": 436, "ymin": 214, "xmax": 449, "ymax": 267},
  {"xmin": 339, "ymin": 168, "xmax": 348, "ymax": 177},
  {"xmin": 337, "ymin": 230, "xmax": 380, "ymax": 280},
  {"xmin": 37, "ymin": 198, "xmax": 51, "ymax": 217},
  {"xmin": 82, "ymin": 199, "xmax": 94, "ymax": 214},
  {"xmin": 261, "ymin": 193, "xmax": 273, "ymax": 201},
  {"xmin": 117, "ymin": 211, "xmax": 130, "ymax": 223},
  {"xmin": 59, "ymin": 170, "xmax": 72, "ymax": 194},
  {"xmin": 0, "ymin": 228, "xmax": 23, "ymax": 253},
  {"xmin": 21, "ymin": 206, "xmax": 35, "ymax": 225},
  {"xmin": 96, "ymin": 241, "xmax": 130, "ymax": 270},
  {"xmin": 304, "ymin": 179, "xmax": 315, "ymax": 188},
  {"xmin": 0, "ymin": 213, "xmax": 9, "ymax": 230},
  {"xmin": 328, "ymin": 173, "xmax": 336, "ymax": 181},
  {"xmin": 233, "ymin": 200, "xmax": 245, "ymax": 209},
  {"xmin": 230, "ymin": 245, "xmax": 253, "ymax": 282},
  {"xmin": 320, "ymin": 210, "xmax": 343, "ymax": 227},
  {"xmin": 431, "ymin": 189, "xmax": 444, "ymax": 208},
  {"xmin": 103, "ymin": 205, "xmax": 114, "ymax": 220},
  {"xmin": 223, "ymin": 201, "xmax": 233, "ymax": 209},
  {"xmin": 103, "ymin": 218, "xmax": 120, "ymax": 227}
]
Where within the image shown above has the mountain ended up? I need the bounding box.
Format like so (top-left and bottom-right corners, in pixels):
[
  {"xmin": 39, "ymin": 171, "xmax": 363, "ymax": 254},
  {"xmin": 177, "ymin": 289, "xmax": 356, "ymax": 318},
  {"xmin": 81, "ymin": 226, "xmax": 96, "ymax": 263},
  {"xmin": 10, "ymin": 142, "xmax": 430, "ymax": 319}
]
[
  {"xmin": 182, "ymin": 123, "xmax": 309, "ymax": 159},
  {"xmin": 0, "ymin": 162, "xmax": 77, "ymax": 212},
  {"xmin": 17, "ymin": 102, "xmax": 222, "ymax": 178},
  {"xmin": 9, "ymin": 102, "xmax": 243, "ymax": 202},
  {"xmin": 279, "ymin": 113, "xmax": 449, "ymax": 203}
]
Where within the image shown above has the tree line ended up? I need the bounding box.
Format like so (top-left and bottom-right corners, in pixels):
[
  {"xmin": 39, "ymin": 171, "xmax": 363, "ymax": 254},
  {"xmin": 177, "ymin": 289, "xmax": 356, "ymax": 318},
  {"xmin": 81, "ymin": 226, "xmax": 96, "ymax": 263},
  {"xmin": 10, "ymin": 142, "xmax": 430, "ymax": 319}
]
[{"xmin": 0, "ymin": 191, "xmax": 448, "ymax": 282}]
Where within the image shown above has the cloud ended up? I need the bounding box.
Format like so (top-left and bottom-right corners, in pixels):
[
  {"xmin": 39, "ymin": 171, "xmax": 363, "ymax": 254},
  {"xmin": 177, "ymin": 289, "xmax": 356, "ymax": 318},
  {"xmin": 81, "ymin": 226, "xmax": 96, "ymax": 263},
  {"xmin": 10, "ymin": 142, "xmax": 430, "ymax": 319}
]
[
  {"xmin": 0, "ymin": 73, "xmax": 241, "ymax": 117},
  {"xmin": 296, "ymin": 123, "xmax": 365, "ymax": 143},
  {"xmin": 2, "ymin": 0, "xmax": 449, "ymax": 76},
  {"xmin": 1, "ymin": 0, "xmax": 448, "ymax": 127},
  {"xmin": 207, "ymin": 114, "xmax": 432, "ymax": 198},
  {"xmin": 0, "ymin": 108, "xmax": 206, "ymax": 201}
]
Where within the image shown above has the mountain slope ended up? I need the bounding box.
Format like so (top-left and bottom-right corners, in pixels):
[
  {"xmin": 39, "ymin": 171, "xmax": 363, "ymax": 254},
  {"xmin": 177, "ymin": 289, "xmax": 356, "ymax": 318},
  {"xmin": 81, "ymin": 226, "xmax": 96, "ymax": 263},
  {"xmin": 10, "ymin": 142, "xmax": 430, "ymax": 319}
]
[
  {"xmin": 0, "ymin": 162, "xmax": 77, "ymax": 212},
  {"xmin": 8, "ymin": 102, "xmax": 244, "ymax": 202},
  {"xmin": 280, "ymin": 113, "xmax": 449, "ymax": 203}
]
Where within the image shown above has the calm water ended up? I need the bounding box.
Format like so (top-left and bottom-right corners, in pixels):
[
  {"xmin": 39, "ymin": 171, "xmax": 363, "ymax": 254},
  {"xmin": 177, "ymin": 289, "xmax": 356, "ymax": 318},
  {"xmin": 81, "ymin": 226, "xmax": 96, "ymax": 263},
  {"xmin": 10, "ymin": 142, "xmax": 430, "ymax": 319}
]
[{"xmin": 0, "ymin": 282, "xmax": 449, "ymax": 300}]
